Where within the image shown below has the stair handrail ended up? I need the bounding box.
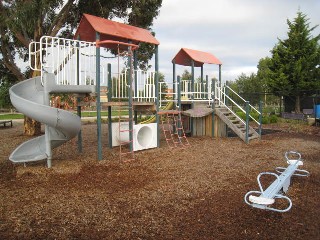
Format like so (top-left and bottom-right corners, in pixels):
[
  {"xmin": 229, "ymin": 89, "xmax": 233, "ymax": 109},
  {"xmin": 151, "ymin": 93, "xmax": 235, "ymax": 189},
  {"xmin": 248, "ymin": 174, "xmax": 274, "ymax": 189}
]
[
  {"xmin": 219, "ymin": 85, "xmax": 261, "ymax": 126},
  {"xmin": 215, "ymin": 87, "xmax": 246, "ymax": 125},
  {"xmin": 226, "ymin": 85, "xmax": 261, "ymax": 116},
  {"xmin": 29, "ymin": 41, "xmax": 41, "ymax": 71}
]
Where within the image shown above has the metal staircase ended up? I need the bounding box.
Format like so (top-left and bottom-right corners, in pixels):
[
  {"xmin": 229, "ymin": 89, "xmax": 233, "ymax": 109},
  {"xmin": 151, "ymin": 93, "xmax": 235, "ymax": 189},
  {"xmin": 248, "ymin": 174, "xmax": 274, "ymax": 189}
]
[
  {"xmin": 215, "ymin": 106, "xmax": 260, "ymax": 142},
  {"xmin": 215, "ymin": 84, "xmax": 262, "ymax": 143}
]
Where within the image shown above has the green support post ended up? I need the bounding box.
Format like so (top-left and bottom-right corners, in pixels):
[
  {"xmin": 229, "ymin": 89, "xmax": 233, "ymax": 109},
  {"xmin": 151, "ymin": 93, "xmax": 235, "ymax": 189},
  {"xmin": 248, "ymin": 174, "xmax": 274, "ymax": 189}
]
[
  {"xmin": 201, "ymin": 65, "xmax": 203, "ymax": 99},
  {"xmin": 245, "ymin": 101, "xmax": 250, "ymax": 144},
  {"xmin": 172, "ymin": 60, "xmax": 176, "ymax": 109},
  {"xmin": 76, "ymin": 39, "xmax": 82, "ymax": 153},
  {"xmin": 128, "ymin": 46, "xmax": 133, "ymax": 152},
  {"xmin": 218, "ymin": 64, "xmax": 222, "ymax": 87},
  {"xmin": 177, "ymin": 76, "xmax": 181, "ymax": 111},
  {"xmin": 107, "ymin": 63, "xmax": 112, "ymax": 149},
  {"xmin": 190, "ymin": 60, "xmax": 194, "ymax": 136},
  {"xmin": 259, "ymin": 100, "xmax": 263, "ymax": 139},
  {"xmin": 133, "ymin": 50, "xmax": 138, "ymax": 123},
  {"xmin": 177, "ymin": 75, "xmax": 182, "ymax": 136},
  {"xmin": 205, "ymin": 75, "xmax": 208, "ymax": 100},
  {"xmin": 212, "ymin": 79, "xmax": 215, "ymax": 138},
  {"xmin": 96, "ymin": 32, "xmax": 102, "ymax": 160},
  {"xmin": 155, "ymin": 45, "xmax": 160, "ymax": 147}
]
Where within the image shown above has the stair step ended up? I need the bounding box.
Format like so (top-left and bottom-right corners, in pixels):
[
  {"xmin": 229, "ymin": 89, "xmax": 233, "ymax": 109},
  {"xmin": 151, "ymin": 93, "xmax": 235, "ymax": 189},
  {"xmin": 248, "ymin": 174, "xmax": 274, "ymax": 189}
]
[{"xmin": 230, "ymin": 119, "xmax": 240, "ymax": 123}]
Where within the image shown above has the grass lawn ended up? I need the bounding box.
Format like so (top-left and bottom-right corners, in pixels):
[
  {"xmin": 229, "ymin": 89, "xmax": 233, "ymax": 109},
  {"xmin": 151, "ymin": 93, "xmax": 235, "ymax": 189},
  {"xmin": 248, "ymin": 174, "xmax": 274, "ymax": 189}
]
[{"xmin": 0, "ymin": 111, "xmax": 128, "ymax": 120}]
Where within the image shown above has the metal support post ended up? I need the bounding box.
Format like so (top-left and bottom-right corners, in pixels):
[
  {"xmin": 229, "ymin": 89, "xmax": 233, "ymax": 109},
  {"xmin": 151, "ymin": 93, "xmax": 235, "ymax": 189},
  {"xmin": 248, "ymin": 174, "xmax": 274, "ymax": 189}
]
[
  {"xmin": 172, "ymin": 60, "xmax": 176, "ymax": 108},
  {"xmin": 43, "ymin": 77, "xmax": 52, "ymax": 168},
  {"xmin": 107, "ymin": 63, "xmax": 112, "ymax": 148},
  {"xmin": 155, "ymin": 45, "xmax": 160, "ymax": 147},
  {"xmin": 133, "ymin": 50, "xmax": 138, "ymax": 123},
  {"xmin": 96, "ymin": 32, "xmax": 102, "ymax": 160},
  {"xmin": 259, "ymin": 100, "xmax": 263, "ymax": 139},
  {"xmin": 190, "ymin": 60, "xmax": 194, "ymax": 136},
  {"xmin": 128, "ymin": 46, "xmax": 133, "ymax": 152},
  {"xmin": 76, "ymin": 40, "xmax": 82, "ymax": 153},
  {"xmin": 212, "ymin": 79, "xmax": 215, "ymax": 137},
  {"xmin": 205, "ymin": 75, "xmax": 208, "ymax": 100},
  {"xmin": 245, "ymin": 101, "xmax": 250, "ymax": 144}
]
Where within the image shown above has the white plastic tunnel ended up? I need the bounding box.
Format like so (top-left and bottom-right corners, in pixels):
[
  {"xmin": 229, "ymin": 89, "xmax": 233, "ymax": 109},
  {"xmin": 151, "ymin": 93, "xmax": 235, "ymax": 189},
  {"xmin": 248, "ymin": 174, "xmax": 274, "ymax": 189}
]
[{"xmin": 112, "ymin": 122, "xmax": 157, "ymax": 151}]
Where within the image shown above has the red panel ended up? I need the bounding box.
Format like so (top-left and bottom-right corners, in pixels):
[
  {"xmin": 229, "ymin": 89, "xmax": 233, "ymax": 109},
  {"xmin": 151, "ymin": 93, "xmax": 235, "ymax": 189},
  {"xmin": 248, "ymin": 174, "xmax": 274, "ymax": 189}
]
[
  {"xmin": 173, "ymin": 48, "xmax": 222, "ymax": 66},
  {"xmin": 74, "ymin": 14, "xmax": 159, "ymax": 46}
]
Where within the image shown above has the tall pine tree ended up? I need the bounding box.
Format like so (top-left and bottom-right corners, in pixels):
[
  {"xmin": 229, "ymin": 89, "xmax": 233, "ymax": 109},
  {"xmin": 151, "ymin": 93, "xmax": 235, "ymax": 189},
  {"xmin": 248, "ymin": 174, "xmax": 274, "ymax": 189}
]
[{"xmin": 268, "ymin": 11, "xmax": 320, "ymax": 113}]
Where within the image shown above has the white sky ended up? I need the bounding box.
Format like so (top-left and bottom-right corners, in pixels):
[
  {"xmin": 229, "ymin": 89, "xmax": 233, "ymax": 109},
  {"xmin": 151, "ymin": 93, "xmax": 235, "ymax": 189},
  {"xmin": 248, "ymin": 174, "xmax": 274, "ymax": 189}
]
[{"xmin": 152, "ymin": 0, "xmax": 320, "ymax": 83}]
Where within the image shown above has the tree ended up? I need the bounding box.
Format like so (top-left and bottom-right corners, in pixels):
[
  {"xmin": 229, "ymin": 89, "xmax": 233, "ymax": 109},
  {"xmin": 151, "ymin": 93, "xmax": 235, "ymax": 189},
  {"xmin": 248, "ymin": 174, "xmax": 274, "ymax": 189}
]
[
  {"xmin": 268, "ymin": 11, "xmax": 320, "ymax": 113},
  {"xmin": 180, "ymin": 70, "xmax": 191, "ymax": 80},
  {"xmin": 158, "ymin": 72, "xmax": 168, "ymax": 100},
  {"xmin": 0, "ymin": 0, "xmax": 162, "ymax": 135},
  {"xmin": 256, "ymin": 57, "xmax": 279, "ymax": 105},
  {"xmin": 228, "ymin": 73, "xmax": 263, "ymax": 105},
  {"xmin": 0, "ymin": 63, "xmax": 18, "ymax": 108}
]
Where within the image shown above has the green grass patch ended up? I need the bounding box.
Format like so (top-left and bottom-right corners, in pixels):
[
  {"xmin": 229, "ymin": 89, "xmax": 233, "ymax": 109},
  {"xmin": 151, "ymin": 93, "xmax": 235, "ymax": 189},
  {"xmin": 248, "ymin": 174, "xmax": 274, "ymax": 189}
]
[
  {"xmin": 0, "ymin": 111, "xmax": 129, "ymax": 120},
  {"xmin": 0, "ymin": 113, "xmax": 24, "ymax": 120}
]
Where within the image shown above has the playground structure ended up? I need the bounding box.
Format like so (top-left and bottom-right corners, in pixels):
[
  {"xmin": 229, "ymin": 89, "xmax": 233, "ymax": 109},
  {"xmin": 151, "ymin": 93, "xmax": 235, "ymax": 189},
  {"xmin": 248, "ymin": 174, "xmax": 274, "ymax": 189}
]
[
  {"xmin": 9, "ymin": 14, "xmax": 262, "ymax": 167},
  {"xmin": 244, "ymin": 151, "xmax": 310, "ymax": 212}
]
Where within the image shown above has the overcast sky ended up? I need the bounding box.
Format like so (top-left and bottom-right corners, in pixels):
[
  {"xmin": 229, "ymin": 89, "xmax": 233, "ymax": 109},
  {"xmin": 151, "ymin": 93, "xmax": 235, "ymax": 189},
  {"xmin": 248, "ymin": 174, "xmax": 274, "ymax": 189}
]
[{"xmin": 152, "ymin": 0, "xmax": 320, "ymax": 83}]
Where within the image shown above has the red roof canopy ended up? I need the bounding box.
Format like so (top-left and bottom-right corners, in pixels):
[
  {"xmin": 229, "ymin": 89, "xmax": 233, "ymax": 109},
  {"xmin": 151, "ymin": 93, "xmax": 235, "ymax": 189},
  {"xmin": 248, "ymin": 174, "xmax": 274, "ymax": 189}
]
[
  {"xmin": 172, "ymin": 48, "xmax": 222, "ymax": 67},
  {"xmin": 74, "ymin": 14, "xmax": 159, "ymax": 48}
]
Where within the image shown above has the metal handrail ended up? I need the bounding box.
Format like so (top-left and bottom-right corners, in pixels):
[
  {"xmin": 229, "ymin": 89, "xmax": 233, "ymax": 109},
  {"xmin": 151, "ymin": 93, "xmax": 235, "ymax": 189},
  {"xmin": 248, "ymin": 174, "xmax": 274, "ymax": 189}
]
[
  {"xmin": 217, "ymin": 85, "xmax": 261, "ymax": 126},
  {"xmin": 225, "ymin": 85, "xmax": 261, "ymax": 125},
  {"xmin": 216, "ymin": 87, "xmax": 246, "ymax": 125}
]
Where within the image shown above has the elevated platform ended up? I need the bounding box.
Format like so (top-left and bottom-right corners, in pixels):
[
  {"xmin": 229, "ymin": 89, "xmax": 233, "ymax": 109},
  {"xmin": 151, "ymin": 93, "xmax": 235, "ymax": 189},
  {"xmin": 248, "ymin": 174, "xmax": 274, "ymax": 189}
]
[
  {"xmin": 102, "ymin": 101, "xmax": 156, "ymax": 112},
  {"xmin": 158, "ymin": 110, "xmax": 181, "ymax": 115}
]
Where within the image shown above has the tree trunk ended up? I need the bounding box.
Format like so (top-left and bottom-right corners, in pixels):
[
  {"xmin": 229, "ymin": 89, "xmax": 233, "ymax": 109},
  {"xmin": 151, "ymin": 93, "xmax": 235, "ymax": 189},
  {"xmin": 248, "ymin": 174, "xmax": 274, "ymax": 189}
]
[
  {"xmin": 295, "ymin": 95, "xmax": 301, "ymax": 113},
  {"xmin": 23, "ymin": 68, "xmax": 42, "ymax": 136},
  {"xmin": 24, "ymin": 116, "xmax": 41, "ymax": 136}
]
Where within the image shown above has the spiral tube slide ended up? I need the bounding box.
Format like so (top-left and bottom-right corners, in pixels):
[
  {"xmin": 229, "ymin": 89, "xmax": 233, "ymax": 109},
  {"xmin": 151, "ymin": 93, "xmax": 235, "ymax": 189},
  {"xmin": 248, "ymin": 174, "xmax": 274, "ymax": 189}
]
[{"xmin": 9, "ymin": 73, "xmax": 94, "ymax": 166}]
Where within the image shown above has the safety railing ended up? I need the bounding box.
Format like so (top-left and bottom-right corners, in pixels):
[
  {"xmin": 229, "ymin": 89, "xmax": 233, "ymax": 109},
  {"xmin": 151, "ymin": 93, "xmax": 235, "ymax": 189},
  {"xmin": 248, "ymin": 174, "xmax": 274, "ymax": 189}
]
[
  {"xmin": 180, "ymin": 80, "xmax": 211, "ymax": 100},
  {"xmin": 28, "ymin": 36, "xmax": 156, "ymax": 102},
  {"xmin": 29, "ymin": 36, "xmax": 97, "ymax": 86},
  {"xmin": 215, "ymin": 83, "xmax": 262, "ymax": 134},
  {"xmin": 111, "ymin": 69, "xmax": 156, "ymax": 102},
  {"xmin": 158, "ymin": 82, "xmax": 176, "ymax": 108},
  {"xmin": 40, "ymin": 36, "xmax": 97, "ymax": 86}
]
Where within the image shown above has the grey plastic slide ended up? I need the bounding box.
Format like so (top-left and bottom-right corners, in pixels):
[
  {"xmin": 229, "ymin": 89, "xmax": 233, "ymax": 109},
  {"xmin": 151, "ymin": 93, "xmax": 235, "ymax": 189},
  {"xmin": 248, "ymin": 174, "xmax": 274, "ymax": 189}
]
[{"xmin": 9, "ymin": 73, "xmax": 95, "ymax": 164}]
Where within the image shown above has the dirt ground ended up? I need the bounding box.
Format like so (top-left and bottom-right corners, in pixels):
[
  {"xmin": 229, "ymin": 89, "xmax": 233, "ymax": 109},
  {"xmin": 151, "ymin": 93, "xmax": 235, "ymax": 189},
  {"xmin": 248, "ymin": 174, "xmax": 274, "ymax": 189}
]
[{"xmin": 0, "ymin": 121, "xmax": 320, "ymax": 239}]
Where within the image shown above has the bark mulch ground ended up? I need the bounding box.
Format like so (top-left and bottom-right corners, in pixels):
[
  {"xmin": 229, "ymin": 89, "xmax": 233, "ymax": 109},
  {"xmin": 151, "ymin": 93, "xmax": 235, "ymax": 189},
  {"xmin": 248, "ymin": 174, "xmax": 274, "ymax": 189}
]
[{"xmin": 0, "ymin": 122, "xmax": 319, "ymax": 239}]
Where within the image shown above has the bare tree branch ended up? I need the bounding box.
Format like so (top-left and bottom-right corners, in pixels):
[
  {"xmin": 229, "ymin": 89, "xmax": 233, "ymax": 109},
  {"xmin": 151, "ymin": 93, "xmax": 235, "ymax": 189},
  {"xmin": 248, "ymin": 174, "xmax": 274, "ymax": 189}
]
[{"xmin": 48, "ymin": 0, "xmax": 74, "ymax": 36}]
